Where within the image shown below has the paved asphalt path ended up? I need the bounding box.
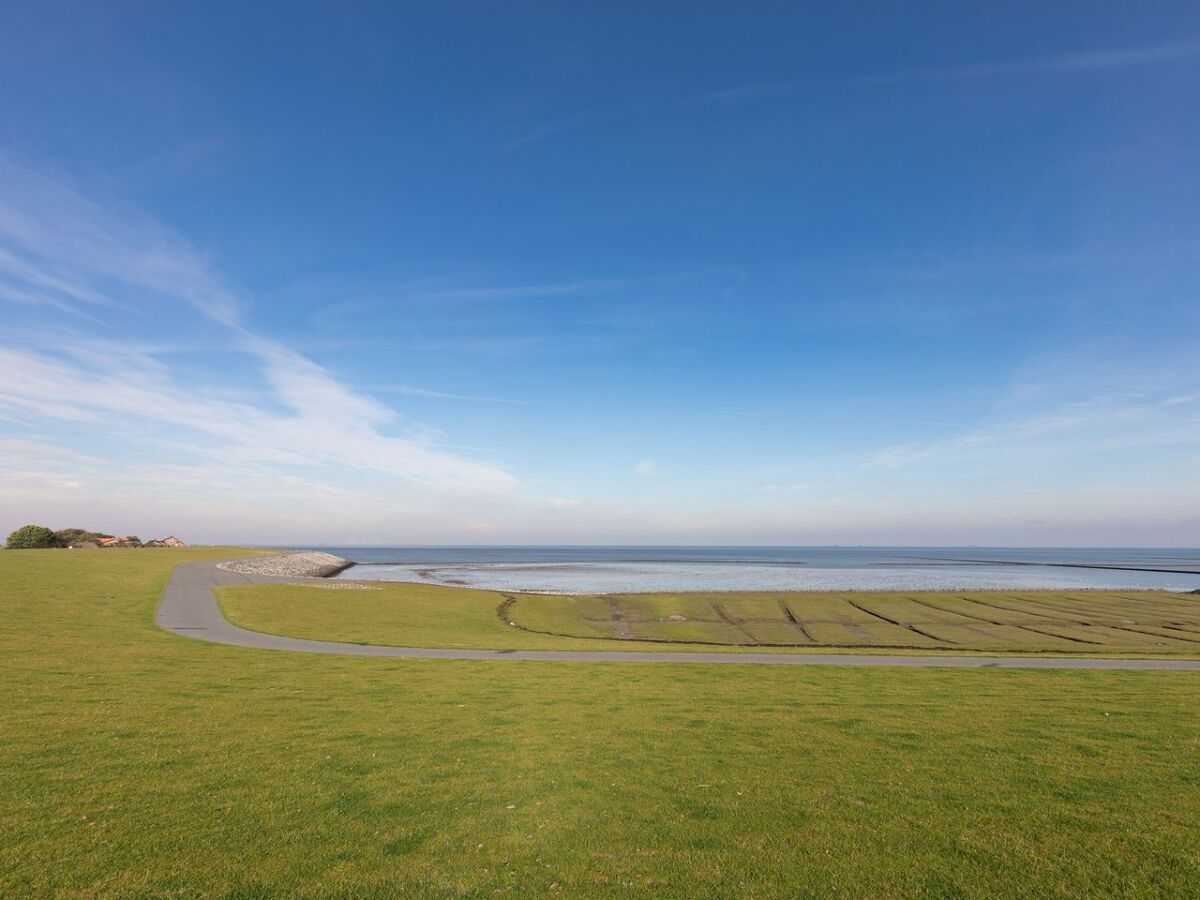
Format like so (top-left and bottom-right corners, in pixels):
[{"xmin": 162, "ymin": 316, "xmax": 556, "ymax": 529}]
[{"xmin": 157, "ymin": 559, "xmax": 1200, "ymax": 670}]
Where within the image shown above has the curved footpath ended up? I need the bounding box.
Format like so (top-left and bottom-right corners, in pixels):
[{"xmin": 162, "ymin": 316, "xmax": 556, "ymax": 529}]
[{"xmin": 157, "ymin": 559, "xmax": 1200, "ymax": 670}]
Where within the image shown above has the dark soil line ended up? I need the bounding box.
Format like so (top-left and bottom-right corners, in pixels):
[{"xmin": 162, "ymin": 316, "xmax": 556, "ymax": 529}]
[
  {"xmin": 498, "ymin": 594, "xmax": 614, "ymax": 641},
  {"xmin": 711, "ymin": 602, "xmax": 761, "ymax": 644},
  {"xmin": 1113, "ymin": 595, "xmax": 1200, "ymax": 609},
  {"xmin": 963, "ymin": 595, "xmax": 1073, "ymax": 620},
  {"xmin": 910, "ymin": 596, "xmax": 1009, "ymax": 625},
  {"xmin": 496, "ymin": 595, "xmax": 518, "ymax": 628},
  {"xmin": 1011, "ymin": 595, "xmax": 1159, "ymax": 626},
  {"xmin": 846, "ymin": 600, "xmax": 953, "ymax": 644},
  {"xmin": 1164, "ymin": 623, "xmax": 1200, "ymax": 634},
  {"xmin": 963, "ymin": 596, "xmax": 1163, "ymax": 648},
  {"xmin": 1107, "ymin": 624, "xmax": 1200, "ymax": 645},
  {"xmin": 901, "ymin": 597, "xmax": 1006, "ymax": 643},
  {"xmin": 1097, "ymin": 597, "xmax": 1200, "ymax": 621},
  {"xmin": 1051, "ymin": 594, "xmax": 1171, "ymax": 618},
  {"xmin": 607, "ymin": 597, "xmax": 632, "ymax": 639},
  {"xmin": 777, "ymin": 600, "xmax": 815, "ymax": 642},
  {"xmin": 1017, "ymin": 626, "xmax": 1105, "ymax": 646},
  {"xmin": 910, "ymin": 597, "xmax": 1102, "ymax": 647},
  {"xmin": 966, "ymin": 595, "xmax": 1101, "ymax": 624},
  {"xmin": 907, "ymin": 600, "xmax": 1012, "ymax": 628},
  {"xmin": 496, "ymin": 596, "xmax": 754, "ymax": 647},
  {"xmin": 1115, "ymin": 594, "xmax": 1200, "ymax": 614},
  {"xmin": 493, "ymin": 596, "xmax": 1131, "ymax": 655},
  {"xmin": 1039, "ymin": 593, "xmax": 1194, "ymax": 624}
]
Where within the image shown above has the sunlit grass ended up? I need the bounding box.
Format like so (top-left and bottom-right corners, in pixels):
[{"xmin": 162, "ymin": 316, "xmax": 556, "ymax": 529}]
[{"xmin": 3, "ymin": 549, "xmax": 1199, "ymax": 896}]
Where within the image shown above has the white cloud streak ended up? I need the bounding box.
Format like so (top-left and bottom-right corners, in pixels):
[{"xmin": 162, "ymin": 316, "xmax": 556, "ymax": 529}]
[
  {"xmin": 861, "ymin": 36, "xmax": 1200, "ymax": 86},
  {"xmin": 421, "ymin": 277, "xmax": 632, "ymax": 302},
  {"xmin": 865, "ymin": 393, "xmax": 1200, "ymax": 470},
  {"xmin": 0, "ymin": 154, "xmax": 518, "ymax": 497},
  {"xmin": 688, "ymin": 35, "xmax": 1200, "ymax": 110},
  {"xmin": 369, "ymin": 384, "xmax": 527, "ymax": 404}
]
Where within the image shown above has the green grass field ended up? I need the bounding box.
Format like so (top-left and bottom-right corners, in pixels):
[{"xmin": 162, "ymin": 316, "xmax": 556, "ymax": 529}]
[
  {"xmin": 219, "ymin": 580, "xmax": 1200, "ymax": 657},
  {"xmin": 4, "ymin": 549, "xmax": 1200, "ymax": 897}
]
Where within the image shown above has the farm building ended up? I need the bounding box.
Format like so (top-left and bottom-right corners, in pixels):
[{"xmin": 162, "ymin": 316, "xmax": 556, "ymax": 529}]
[
  {"xmin": 145, "ymin": 536, "xmax": 186, "ymax": 547},
  {"xmin": 97, "ymin": 536, "xmax": 141, "ymax": 548}
]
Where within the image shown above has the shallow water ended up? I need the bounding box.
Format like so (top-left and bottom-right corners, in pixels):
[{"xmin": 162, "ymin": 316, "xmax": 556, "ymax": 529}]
[{"xmin": 295, "ymin": 547, "xmax": 1200, "ymax": 593}]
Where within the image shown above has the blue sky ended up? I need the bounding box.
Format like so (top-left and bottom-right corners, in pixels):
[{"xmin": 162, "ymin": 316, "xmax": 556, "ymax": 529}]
[{"xmin": 1, "ymin": 1, "xmax": 1198, "ymax": 544}]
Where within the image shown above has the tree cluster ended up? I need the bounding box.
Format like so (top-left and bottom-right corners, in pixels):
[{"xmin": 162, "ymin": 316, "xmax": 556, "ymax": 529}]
[
  {"xmin": 53, "ymin": 527, "xmax": 114, "ymax": 545},
  {"xmin": 5, "ymin": 525, "xmax": 118, "ymax": 549}
]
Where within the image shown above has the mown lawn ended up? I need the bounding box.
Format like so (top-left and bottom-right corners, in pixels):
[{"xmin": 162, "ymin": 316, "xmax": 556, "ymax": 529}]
[
  {"xmin": 3, "ymin": 549, "xmax": 1200, "ymax": 897},
  {"xmin": 219, "ymin": 580, "xmax": 1200, "ymax": 657}
]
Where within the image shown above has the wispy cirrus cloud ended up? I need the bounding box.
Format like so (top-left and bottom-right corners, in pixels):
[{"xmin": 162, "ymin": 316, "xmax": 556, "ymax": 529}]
[
  {"xmin": 863, "ymin": 35, "xmax": 1200, "ymax": 84},
  {"xmin": 505, "ymin": 34, "xmax": 1200, "ymax": 155},
  {"xmin": 0, "ymin": 342, "xmax": 516, "ymax": 491},
  {"xmin": 0, "ymin": 153, "xmax": 518, "ymax": 497},
  {"xmin": 685, "ymin": 35, "xmax": 1200, "ymax": 109},
  {"xmin": 369, "ymin": 384, "xmax": 528, "ymax": 405},
  {"xmin": 1160, "ymin": 395, "xmax": 1197, "ymax": 407},
  {"xmin": 500, "ymin": 111, "xmax": 619, "ymax": 152},
  {"xmin": 420, "ymin": 277, "xmax": 633, "ymax": 302},
  {"xmin": 864, "ymin": 393, "xmax": 1200, "ymax": 470},
  {"xmin": 0, "ymin": 155, "xmax": 238, "ymax": 324},
  {"xmin": 681, "ymin": 80, "xmax": 807, "ymax": 109},
  {"xmin": 413, "ymin": 267, "xmax": 734, "ymax": 305}
]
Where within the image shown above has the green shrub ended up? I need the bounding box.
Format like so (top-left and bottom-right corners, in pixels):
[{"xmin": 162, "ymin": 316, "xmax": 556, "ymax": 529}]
[
  {"xmin": 53, "ymin": 528, "xmax": 112, "ymax": 545},
  {"xmin": 6, "ymin": 525, "xmax": 59, "ymax": 549}
]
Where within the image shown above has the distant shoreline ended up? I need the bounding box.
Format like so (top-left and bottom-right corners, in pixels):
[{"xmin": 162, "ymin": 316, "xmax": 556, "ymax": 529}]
[{"xmin": 904, "ymin": 555, "xmax": 1200, "ymax": 576}]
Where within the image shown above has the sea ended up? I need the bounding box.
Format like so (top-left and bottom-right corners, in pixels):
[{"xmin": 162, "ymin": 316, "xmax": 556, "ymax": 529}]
[{"xmin": 290, "ymin": 547, "xmax": 1200, "ymax": 593}]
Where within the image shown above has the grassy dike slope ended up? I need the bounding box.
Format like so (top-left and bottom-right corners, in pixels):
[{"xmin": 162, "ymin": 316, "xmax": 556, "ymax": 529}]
[
  {"xmin": 218, "ymin": 581, "xmax": 1200, "ymax": 657},
  {"xmin": 3, "ymin": 550, "xmax": 1200, "ymax": 897}
]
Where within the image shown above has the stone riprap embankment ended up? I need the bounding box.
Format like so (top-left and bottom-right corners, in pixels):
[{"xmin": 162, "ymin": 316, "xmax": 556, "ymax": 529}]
[{"xmin": 216, "ymin": 552, "xmax": 353, "ymax": 578}]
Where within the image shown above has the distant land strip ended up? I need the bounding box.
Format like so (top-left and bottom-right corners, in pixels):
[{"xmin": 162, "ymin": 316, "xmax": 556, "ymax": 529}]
[{"xmin": 904, "ymin": 556, "xmax": 1200, "ymax": 576}]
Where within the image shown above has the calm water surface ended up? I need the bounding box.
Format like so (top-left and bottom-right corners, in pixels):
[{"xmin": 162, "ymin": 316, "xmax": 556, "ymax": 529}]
[{"xmin": 286, "ymin": 547, "xmax": 1200, "ymax": 593}]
